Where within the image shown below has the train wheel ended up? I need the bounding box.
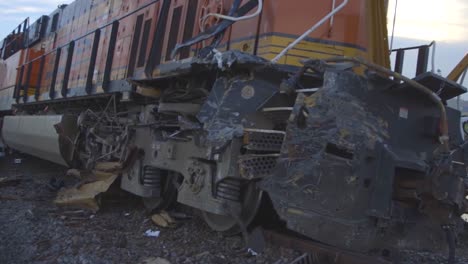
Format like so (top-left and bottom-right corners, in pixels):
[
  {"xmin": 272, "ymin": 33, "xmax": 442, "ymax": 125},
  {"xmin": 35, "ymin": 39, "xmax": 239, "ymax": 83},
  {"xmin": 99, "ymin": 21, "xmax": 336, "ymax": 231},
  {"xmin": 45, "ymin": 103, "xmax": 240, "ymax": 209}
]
[
  {"xmin": 142, "ymin": 172, "xmax": 180, "ymax": 212},
  {"xmin": 202, "ymin": 182, "xmax": 262, "ymax": 235}
]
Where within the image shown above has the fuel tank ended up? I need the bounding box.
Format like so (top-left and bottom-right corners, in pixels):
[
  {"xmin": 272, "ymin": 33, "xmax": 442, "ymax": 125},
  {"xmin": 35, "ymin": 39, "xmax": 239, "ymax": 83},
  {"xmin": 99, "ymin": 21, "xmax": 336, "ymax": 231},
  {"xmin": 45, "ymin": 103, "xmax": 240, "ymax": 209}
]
[{"xmin": 2, "ymin": 115, "xmax": 78, "ymax": 166}]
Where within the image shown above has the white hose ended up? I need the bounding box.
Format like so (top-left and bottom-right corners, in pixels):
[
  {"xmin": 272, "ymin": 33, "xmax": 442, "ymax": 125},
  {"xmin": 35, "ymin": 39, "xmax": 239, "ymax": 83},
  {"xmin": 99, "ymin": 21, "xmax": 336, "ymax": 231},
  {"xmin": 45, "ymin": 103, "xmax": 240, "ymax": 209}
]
[
  {"xmin": 201, "ymin": 0, "xmax": 263, "ymax": 25},
  {"xmin": 272, "ymin": 0, "xmax": 349, "ymax": 63}
]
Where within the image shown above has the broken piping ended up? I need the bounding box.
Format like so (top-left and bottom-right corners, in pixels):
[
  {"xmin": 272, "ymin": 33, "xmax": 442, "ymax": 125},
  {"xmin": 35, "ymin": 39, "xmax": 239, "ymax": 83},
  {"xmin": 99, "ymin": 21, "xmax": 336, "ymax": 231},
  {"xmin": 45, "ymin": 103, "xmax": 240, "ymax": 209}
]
[{"xmin": 319, "ymin": 56, "xmax": 450, "ymax": 153}]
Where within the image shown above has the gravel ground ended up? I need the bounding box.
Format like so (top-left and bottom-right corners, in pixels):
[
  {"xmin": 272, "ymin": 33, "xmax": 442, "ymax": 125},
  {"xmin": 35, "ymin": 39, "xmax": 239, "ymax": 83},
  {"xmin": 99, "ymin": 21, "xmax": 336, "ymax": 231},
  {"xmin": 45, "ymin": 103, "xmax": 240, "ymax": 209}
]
[
  {"xmin": 2, "ymin": 155, "xmax": 468, "ymax": 264},
  {"xmin": 0, "ymin": 155, "xmax": 300, "ymax": 264}
]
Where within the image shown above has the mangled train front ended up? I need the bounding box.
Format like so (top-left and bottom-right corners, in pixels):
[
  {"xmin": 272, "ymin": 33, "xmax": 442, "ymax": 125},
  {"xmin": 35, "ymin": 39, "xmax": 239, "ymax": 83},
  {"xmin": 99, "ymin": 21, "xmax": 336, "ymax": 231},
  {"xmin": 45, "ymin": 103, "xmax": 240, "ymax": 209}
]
[{"xmin": 0, "ymin": 0, "xmax": 467, "ymax": 261}]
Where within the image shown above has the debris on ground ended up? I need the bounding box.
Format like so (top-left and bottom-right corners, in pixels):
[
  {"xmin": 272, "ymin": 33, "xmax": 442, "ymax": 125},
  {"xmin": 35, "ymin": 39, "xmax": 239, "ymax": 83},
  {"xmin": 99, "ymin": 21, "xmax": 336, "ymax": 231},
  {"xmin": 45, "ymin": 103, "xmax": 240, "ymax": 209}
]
[
  {"xmin": 151, "ymin": 211, "xmax": 176, "ymax": 228},
  {"xmin": 144, "ymin": 229, "xmax": 161, "ymax": 238},
  {"xmin": 248, "ymin": 248, "xmax": 259, "ymax": 256}
]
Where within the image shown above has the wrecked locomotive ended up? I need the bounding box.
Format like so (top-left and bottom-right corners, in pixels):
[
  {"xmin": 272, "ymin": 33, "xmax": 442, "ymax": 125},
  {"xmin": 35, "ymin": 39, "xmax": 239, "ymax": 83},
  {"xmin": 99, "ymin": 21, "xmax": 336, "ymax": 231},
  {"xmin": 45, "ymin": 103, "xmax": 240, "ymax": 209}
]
[{"xmin": 1, "ymin": 0, "xmax": 467, "ymax": 261}]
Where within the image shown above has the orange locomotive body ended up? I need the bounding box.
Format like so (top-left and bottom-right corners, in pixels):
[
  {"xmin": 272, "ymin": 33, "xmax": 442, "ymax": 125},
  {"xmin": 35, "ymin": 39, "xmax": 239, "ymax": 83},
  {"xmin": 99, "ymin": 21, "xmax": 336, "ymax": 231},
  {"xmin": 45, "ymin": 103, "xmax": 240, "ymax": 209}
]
[{"xmin": 0, "ymin": 0, "xmax": 388, "ymax": 106}]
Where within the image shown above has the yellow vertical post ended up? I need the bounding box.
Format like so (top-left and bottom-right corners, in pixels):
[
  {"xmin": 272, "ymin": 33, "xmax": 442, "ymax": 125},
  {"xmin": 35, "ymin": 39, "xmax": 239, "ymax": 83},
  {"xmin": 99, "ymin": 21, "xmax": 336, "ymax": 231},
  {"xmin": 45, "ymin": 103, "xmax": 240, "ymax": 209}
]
[{"xmin": 366, "ymin": 0, "xmax": 391, "ymax": 69}]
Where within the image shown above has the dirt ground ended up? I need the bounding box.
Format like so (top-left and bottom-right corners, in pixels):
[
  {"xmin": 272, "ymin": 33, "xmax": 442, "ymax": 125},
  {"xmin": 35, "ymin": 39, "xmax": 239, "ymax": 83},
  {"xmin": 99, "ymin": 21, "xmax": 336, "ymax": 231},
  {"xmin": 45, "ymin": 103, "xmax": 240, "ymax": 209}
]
[{"xmin": 2, "ymin": 155, "xmax": 468, "ymax": 264}]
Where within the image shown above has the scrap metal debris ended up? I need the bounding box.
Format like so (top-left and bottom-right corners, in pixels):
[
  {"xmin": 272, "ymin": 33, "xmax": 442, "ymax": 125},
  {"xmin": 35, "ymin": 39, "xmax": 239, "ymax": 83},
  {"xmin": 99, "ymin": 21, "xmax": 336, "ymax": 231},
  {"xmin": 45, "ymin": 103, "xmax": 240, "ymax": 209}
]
[
  {"xmin": 54, "ymin": 163, "xmax": 122, "ymax": 212},
  {"xmin": 144, "ymin": 229, "xmax": 161, "ymax": 238}
]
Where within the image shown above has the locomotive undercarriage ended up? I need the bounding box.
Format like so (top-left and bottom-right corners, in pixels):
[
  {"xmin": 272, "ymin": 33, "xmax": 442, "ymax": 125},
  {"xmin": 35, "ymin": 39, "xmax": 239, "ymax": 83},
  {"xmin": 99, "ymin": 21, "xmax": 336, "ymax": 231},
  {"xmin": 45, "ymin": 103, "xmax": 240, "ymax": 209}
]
[{"xmin": 6, "ymin": 51, "xmax": 468, "ymax": 260}]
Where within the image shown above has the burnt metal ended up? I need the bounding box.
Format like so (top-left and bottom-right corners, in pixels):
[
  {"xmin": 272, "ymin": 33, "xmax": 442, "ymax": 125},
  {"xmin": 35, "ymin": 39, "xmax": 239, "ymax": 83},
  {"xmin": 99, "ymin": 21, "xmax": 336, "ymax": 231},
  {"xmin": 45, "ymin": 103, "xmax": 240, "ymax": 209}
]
[
  {"xmin": 127, "ymin": 15, "xmax": 144, "ymax": 77},
  {"xmin": 50, "ymin": 48, "xmax": 62, "ymax": 99},
  {"xmin": 145, "ymin": 0, "xmax": 171, "ymax": 76},
  {"xmin": 102, "ymin": 21, "xmax": 119, "ymax": 92},
  {"xmin": 264, "ymin": 230, "xmax": 393, "ymax": 264},
  {"xmin": 86, "ymin": 29, "xmax": 101, "ymax": 94},
  {"xmin": 35, "ymin": 55, "xmax": 46, "ymax": 99},
  {"xmin": 62, "ymin": 40, "xmax": 75, "ymax": 97}
]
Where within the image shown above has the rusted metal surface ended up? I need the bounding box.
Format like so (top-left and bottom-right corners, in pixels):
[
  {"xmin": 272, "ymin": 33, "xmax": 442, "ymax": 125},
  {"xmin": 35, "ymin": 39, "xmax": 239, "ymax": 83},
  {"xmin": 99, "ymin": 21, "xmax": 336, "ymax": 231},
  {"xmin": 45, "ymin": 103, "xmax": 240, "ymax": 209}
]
[{"xmin": 264, "ymin": 230, "xmax": 393, "ymax": 264}]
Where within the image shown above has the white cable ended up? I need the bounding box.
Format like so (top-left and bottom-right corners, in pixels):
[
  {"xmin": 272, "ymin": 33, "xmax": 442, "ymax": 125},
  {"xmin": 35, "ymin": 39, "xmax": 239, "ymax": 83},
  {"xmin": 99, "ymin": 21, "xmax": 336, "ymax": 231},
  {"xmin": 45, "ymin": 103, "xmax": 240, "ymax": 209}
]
[
  {"xmin": 201, "ymin": 0, "xmax": 263, "ymax": 25},
  {"xmin": 271, "ymin": 0, "xmax": 349, "ymax": 63}
]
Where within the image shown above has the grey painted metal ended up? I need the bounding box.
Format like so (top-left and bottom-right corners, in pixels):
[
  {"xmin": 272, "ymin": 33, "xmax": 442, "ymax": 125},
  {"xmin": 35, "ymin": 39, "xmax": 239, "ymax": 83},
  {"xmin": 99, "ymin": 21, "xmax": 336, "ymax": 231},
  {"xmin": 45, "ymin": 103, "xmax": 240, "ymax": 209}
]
[{"xmin": 2, "ymin": 115, "xmax": 78, "ymax": 166}]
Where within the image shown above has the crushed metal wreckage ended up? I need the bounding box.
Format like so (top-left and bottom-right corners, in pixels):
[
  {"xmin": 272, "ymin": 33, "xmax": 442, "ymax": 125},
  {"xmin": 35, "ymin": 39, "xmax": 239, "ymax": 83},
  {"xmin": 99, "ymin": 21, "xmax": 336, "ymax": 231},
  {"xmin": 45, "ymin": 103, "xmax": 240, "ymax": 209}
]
[{"xmin": 262, "ymin": 59, "xmax": 468, "ymax": 255}]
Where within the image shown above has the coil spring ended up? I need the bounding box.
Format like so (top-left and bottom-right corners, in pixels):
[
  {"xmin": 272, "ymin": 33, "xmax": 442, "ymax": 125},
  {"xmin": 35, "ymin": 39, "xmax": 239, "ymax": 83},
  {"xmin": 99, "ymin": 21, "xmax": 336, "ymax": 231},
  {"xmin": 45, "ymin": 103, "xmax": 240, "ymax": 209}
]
[
  {"xmin": 216, "ymin": 178, "xmax": 241, "ymax": 202},
  {"xmin": 141, "ymin": 166, "xmax": 162, "ymax": 189}
]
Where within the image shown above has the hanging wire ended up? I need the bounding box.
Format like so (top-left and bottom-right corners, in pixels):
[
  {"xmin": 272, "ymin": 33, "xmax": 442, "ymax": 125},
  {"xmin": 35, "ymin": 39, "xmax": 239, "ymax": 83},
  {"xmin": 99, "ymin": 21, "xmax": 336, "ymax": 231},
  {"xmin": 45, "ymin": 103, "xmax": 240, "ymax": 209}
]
[{"xmin": 201, "ymin": 0, "xmax": 263, "ymax": 25}]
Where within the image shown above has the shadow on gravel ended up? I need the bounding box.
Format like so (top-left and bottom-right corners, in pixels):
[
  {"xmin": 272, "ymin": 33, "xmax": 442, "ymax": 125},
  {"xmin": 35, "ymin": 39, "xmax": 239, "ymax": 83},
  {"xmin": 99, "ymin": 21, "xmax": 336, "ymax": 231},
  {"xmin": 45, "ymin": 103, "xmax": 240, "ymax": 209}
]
[{"xmin": 0, "ymin": 154, "xmax": 300, "ymax": 264}]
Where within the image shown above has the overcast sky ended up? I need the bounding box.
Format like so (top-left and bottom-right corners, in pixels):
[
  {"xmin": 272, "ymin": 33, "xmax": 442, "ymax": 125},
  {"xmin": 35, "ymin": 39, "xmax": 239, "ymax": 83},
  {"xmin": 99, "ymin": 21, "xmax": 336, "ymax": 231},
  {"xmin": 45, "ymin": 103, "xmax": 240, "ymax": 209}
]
[{"xmin": 0, "ymin": 0, "xmax": 466, "ymax": 87}]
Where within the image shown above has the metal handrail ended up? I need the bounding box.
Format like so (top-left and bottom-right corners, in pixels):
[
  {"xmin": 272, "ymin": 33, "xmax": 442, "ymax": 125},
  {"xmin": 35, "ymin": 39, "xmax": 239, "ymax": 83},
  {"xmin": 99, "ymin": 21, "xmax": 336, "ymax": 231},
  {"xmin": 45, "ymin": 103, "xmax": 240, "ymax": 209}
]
[
  {"xmin": 271, "ymin": 0, "xmax": 349, "ymax": 63},
  {"xmin": 391, "ymin": 41, "xmax": 436, "ymax": 73}
]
